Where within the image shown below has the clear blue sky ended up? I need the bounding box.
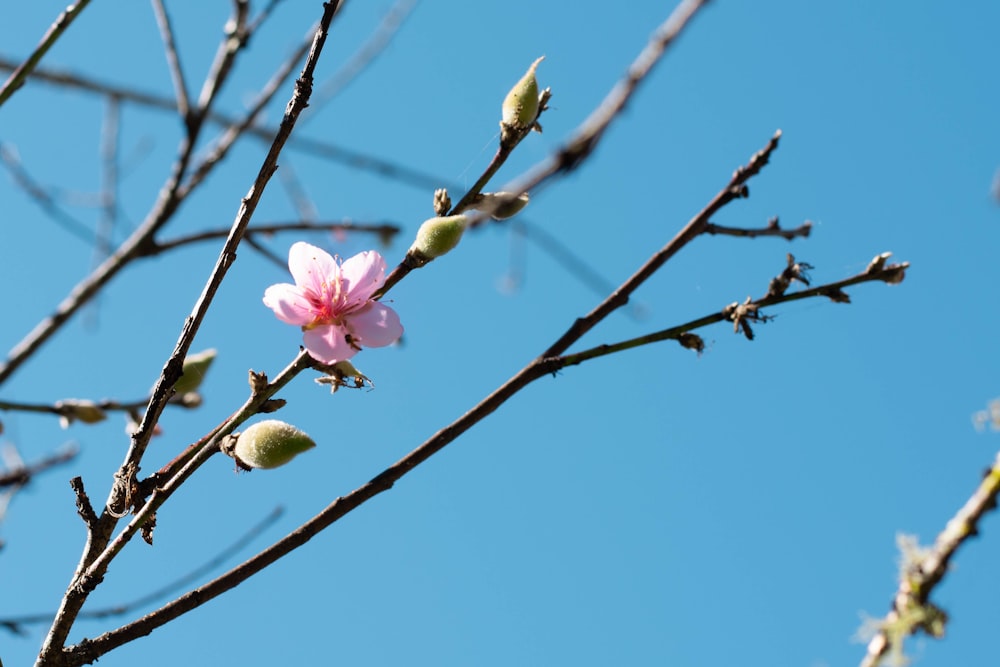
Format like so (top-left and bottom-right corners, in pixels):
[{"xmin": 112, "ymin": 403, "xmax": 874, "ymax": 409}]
[{"xmin": 1, "ymin": 2, "xmax": 999, "ymax": 665}]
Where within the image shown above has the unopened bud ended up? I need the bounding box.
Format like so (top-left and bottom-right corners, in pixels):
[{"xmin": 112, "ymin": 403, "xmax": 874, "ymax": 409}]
[
  {"xmin": 174, "ymin": 348, "xmax": 217, "ymax": 394},
  {"xmin": 230, "ymin": 419, "xmax": 316, "ymax": 470},
  {"xmin": 433, "ymin": 188, "xmax": 452, "ymax": 216},
  {"xmin": 409, "ymin": 214, "xmax": 469, "ymax": 263},
  {"xmin": 473, "ymin": 192, "xmax": 530, "ymax": 220},
  {"xmin": 501, "ymin": 57, "xmax": 544, "ymax": 134}
]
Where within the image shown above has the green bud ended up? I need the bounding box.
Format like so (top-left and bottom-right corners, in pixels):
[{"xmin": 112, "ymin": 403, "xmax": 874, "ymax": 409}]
[
  {"xmin": 501, "ymin": 57, "xmax": 544, "ymax": 132},
  {"xmin": 474, "ymin": 192, "xmax": 530, "ymax": 220},
  {"xmin": 56, "ymin": 399, "xmax": 108, "ymax": 428},
  {"xmin": 174, "ymin": 348, "xmax": 217, "ymax": 394},
  {"xmin": 409, "ymin": 214, "xmax": 469, "ymax": 263},
  {"xmin": 232, "ymin": 419, "xmax": 316, "ymax": 470}
]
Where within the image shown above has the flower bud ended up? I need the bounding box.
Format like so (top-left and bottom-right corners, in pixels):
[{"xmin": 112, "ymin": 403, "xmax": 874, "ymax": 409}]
[
  {"xmin": 501, "ymin": 57, "xmax": 544, "ymax": 132},
  {"xmin": 174, "ymin": 348, "xmax": 217, "ymax": 394},
  {"xmin": 232, "ymin": 419, "xmax": 316, "ymax": 470},
  {"xmin": 473, "ymin": 192, "xmax": 530, "ymax": 220},
  {"xmin": 409, "ymin": 214, "xmax": 469, "ymax": 262},
  {"xmin": 433, "ymin": 188, "xmax": 452, "ymax": 216}
]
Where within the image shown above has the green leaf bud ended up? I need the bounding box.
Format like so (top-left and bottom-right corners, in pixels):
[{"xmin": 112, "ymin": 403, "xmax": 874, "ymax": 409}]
[
  {"xmin": 409, "ymin": 214, "xmax": 469, "ymax": 263},
  {"xmin": 232, "ymin": 419, "xmax": 316, "ymax": 470},
  {"xmin": 501, "ymin": 57, "xmax": 544, "ymax": 132}
]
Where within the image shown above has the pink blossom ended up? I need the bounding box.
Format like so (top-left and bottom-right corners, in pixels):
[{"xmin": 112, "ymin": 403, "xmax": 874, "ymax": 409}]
[{"xmin": 263, "ymin": 242, "xmax": 402, "ymax": 364}]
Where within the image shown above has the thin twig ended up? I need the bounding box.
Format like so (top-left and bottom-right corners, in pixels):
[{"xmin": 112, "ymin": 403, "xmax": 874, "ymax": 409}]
[
  {"xmin": 276, "ymin": 160, "xmax": 321, "ymax": 222},
  {"xmin": 150, "ymin": 0, "xmax": 191, "ymax": 119},
  {"xmin": 0, "ymin": 446, "xmax": 79, "ymax": 489},
  {"xmin": 0, "ymin": 393, "xmax": 197, "ymax": 421},
  {"xmin": 557, "ymin": 254, "xmax": 908, "ymax": 368},
  {"xmin": 193, "ymin": 0, "xmax": 248, "ymax": 121},
  {"xmin": 540, "ymin": 129, "xmax": 781, "ymax": 358},
  {"xmin": 0, "ymin": 0, "xmax": 93, "ymax": 108},
  {"xmin": 0, "ymin": 506, "xmax": 283, "ymax": 635},
  {"xmin": 246, "ymin": 0, "xmax": 290, "ymax": 36}
]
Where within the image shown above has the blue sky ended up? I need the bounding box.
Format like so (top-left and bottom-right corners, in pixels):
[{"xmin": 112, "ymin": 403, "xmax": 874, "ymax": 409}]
[{"xmin": 1, "ymin": 1, "xmax": 999, "ymax": 665}]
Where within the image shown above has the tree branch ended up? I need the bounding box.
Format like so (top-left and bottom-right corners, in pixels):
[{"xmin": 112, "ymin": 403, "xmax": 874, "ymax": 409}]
[
  {"xmin": 860, "ymin": 448, "xmax": 1000, "ymax": 667},
  {"xmin": 33, "ymin": 4, "xmax": 343, "ymax": 664},
  {"xmin": 62, "ymin": 248, "xmax": 909, "ymax": 663},
  {"xmin": 0, "ymin": 0, "xmax": 93, "ymax": 108}
]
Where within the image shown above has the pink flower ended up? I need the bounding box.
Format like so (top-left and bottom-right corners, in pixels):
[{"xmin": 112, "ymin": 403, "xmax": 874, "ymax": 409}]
[{"xmin": 263, "ymin": 242, "xmax": 402, "ymax": 364}]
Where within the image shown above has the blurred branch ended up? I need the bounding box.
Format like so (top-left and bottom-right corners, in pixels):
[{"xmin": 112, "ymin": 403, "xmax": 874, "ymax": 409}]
[
  {"xmin": 0, "ymin": 0, "xmax": 92, "ymax": 108},
  {"xmin": 150, "ymin": 0, "xmax": 191, "ymax": 119},
  {"xmin": 0, "ymin": 50, "xmax": 692, "ymax": 311},
  {"xmin": 0, "ymin": 144, "xmax": 95, "ymax": 244},
  {"xmin": 0, "ymin": 506, "xmax": 283, "ymax": 636},
  {"xmin": 860, "ymin": 450, "xmax": 1000, "ymax": 667},
  {"xmin": 93, "ymin": 96, "xmax": 122, "ymax": 269},
  {"xmin": 0, "ymin": 445, "xmax": 78, "ymax": 489},
  {"xmin": 174, "ymin": 25, "xmax": 318, "ymax": 200},
  {"xmin": 0, "ymin": 2, "xmax": 261, "ymax": 388},
  {"xmin": 0, "ymin": 54, "xmax": 447, "ymax": 190},
  {"xmin": 246, "ymin": 0, "xmax": 291, "ymax": 35},
  {"xmin": 305, "ymin": 0, "xmax": 418, "ymax": 116},
  {"xmin": 0, "ymin": 393, "xmax": 199, "ymax": 425},
  {"xmin": 143, "ymin": 220, "xmax": 402, "ymax": 255}
]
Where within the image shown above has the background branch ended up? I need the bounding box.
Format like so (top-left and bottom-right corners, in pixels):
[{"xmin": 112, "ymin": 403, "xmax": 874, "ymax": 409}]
[
  {"xmin": 0, "ymin": 506, "xmax": 282, "ymax": 636},
  {"xmin": 860, "ymin": 448, "xmax": 1000, "ymax": 666},
  {"xmin": 150, "ymin": 0, "xmax": 191, "ymax": 119}
]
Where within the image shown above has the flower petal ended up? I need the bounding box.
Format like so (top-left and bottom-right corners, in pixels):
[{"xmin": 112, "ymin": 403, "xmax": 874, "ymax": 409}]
[
  {"xmin": 302, "ymin": 325, "xmax": 358, "ymax": 364},
  {"xmin": 347, "ymin": 302, "xmax": 403, "ymax": 348},
  {"xmin": 339, "ymin": 250, "xmax": 386, "ymax": 306},
  {"xmin": 263, "ymin": 284, "xmax": 315, "ymax": 325},
  {"xmin": 288, "ymin": 242, "xmax": 339, "ymax": 296}
]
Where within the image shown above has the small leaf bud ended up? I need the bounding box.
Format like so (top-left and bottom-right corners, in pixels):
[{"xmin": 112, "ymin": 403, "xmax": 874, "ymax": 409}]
[
  {"xmin": 409, "ymin": 214, "xmax": 469, "ymax": 264},
  {"xmin": 231, "ymin": 419, "xmax": 316, "ymax": 470},
  {"xmin": 174, "ymin": 348, "xmax": 217, "ymax": 394},
  {"xmin": 501, "ymin": 57, "xmax": 544, "ymax": 136}
]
